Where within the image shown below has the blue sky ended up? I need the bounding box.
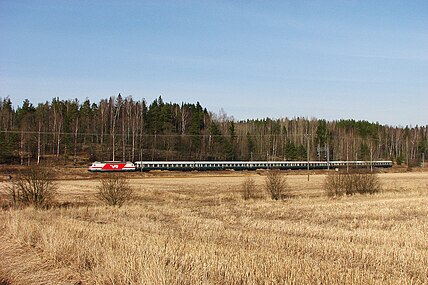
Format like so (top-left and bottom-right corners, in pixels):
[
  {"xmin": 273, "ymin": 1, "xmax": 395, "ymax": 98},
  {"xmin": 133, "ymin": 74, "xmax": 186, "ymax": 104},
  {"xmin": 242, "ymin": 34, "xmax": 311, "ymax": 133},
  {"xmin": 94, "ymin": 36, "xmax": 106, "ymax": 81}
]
[{"xmin": 1, "ymin": 0, "xmax": 427, "ymax": 126}]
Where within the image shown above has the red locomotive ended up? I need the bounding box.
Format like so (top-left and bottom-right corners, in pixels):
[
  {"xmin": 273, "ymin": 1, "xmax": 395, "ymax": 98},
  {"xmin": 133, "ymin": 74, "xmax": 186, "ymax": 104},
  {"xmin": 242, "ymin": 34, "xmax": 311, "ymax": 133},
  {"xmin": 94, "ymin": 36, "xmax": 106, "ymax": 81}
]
[{"xmin": 88, "ymin": 161, "xmax": 136, "ymax": 172}]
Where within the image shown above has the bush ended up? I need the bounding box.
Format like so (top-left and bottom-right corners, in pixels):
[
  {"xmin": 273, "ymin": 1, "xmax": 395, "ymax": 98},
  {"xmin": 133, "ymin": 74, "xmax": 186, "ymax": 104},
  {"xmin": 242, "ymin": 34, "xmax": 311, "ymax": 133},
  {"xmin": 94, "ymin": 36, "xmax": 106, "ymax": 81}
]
[
  {"xmin": 241, "ymin": 177, "xmax": 257, "ymax": 200},
  {"xmin": 6, "ymin": 165, "xmax": 57, "ymax": 208},
  {"xmin": 96, "ymin": 174, "xmax": 134, "ymax": 207},
  {"xmin": 353, "ymin": 171, "xmax": 382, "ymax": 194},
  {"xmin": 265, "ymin": 170, "xmax": 289, "ymax": 200},
  {"xmin": 324, "ymin": 170, "xmax": 382, "ymax": 197},
  {"xmin": 324, "ymin": 171, "xmax": 348, "ymax": 197}
]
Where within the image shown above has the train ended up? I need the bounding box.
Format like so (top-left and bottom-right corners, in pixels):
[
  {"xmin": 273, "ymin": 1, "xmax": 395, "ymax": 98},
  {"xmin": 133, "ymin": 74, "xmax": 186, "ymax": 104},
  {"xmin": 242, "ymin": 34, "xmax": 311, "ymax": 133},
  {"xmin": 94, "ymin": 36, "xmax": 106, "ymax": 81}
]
[{"xmin": 88, "ymin": 160, "xmax": 393, "ymax": 172}]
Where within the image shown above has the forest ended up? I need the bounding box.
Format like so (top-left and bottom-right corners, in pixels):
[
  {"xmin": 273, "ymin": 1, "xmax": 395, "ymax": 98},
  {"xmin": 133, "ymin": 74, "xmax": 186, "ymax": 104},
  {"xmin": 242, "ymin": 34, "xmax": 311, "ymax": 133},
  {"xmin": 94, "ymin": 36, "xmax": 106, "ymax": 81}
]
[{"xmin": 0, "ymin": 95, "xmax": 426, "ymax": 166}]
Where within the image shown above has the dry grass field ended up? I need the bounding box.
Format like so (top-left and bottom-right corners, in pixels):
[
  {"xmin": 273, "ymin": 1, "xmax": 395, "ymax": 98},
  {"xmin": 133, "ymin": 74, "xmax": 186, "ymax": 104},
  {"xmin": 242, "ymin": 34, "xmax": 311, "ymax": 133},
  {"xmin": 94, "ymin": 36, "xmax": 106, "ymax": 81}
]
[{"xmin": 0, "ymin": 170, "xmax": 427, "ymax": 284}]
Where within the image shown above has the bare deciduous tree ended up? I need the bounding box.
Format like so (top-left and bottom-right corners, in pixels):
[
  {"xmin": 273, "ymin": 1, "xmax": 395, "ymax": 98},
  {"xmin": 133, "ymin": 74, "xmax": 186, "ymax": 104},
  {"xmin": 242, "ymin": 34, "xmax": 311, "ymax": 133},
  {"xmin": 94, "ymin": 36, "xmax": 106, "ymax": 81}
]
[
  {"xmin": 7, "ymin": 165, "xmax": 57, "ymax": 208},
  {"xmin": 265, "ymin": 170, "xmax": 289, "ymax": 200},
  {"xmin": 96, "ymin": 174, "xmax": 134, "ymax": 207}
]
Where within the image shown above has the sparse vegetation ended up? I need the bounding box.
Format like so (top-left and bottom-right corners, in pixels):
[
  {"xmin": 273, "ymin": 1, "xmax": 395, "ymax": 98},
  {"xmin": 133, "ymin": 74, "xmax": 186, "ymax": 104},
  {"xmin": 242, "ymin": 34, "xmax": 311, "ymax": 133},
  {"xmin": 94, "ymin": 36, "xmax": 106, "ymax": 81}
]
[
  {"xmin": 265, "ymin": 170, "xmax": 289, "ymax": 200},
  {"xmin": 95, "ymin": 174, "xmax": 134, "ymax": 207},
  {"xmin": 324, "ymin": 170, "xmax": 382, "ymax": 197},
  {"xmin": 5, "ymin": 165, "xmax": 57, "ymax": 208}
]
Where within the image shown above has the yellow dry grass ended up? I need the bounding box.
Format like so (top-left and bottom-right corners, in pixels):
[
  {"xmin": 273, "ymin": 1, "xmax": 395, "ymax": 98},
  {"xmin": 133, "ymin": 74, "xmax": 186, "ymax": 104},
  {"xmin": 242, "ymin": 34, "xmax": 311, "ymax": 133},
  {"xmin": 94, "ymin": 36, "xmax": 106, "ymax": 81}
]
[{"xmin": 0, "ymin": 171, "xmax": 427, "ymax": 284}]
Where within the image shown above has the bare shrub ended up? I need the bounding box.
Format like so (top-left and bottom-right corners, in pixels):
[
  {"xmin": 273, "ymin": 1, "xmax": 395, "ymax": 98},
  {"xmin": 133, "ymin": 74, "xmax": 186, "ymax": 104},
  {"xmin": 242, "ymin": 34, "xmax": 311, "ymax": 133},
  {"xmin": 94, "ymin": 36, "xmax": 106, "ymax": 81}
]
[
  {"xmin": 241, "ymin": 177, "xmax": 257, "ymax": 200},
  {"xmin": 353, "ymin": 171, "xmax": 382, "ymax": 194},
  {"xmin": 324, "ymin": 170, "xmax": 382, "ymax": 197},
  {"xmin": 5, "ymin": 165, "xmax": 57, "ymax": 208},
  {"xmin": 324, "ymin": 172, "xmax": 347, "ymax": 197},
  {"xmin": 96, "ymin": 174, "xmax": 134, "ymax": 207},
  {"xmin": 265, "ymin": 170, "xmax": 289, "ymax": 200}
]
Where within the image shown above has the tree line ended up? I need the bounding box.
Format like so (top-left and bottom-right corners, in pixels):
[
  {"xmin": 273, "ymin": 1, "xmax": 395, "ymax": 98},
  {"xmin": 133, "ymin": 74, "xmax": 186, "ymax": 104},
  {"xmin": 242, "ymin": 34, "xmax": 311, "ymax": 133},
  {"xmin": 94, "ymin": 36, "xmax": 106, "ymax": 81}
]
[{"xmin": 0, "ymin": 95, "xmax": 426, "ymax": 166}]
